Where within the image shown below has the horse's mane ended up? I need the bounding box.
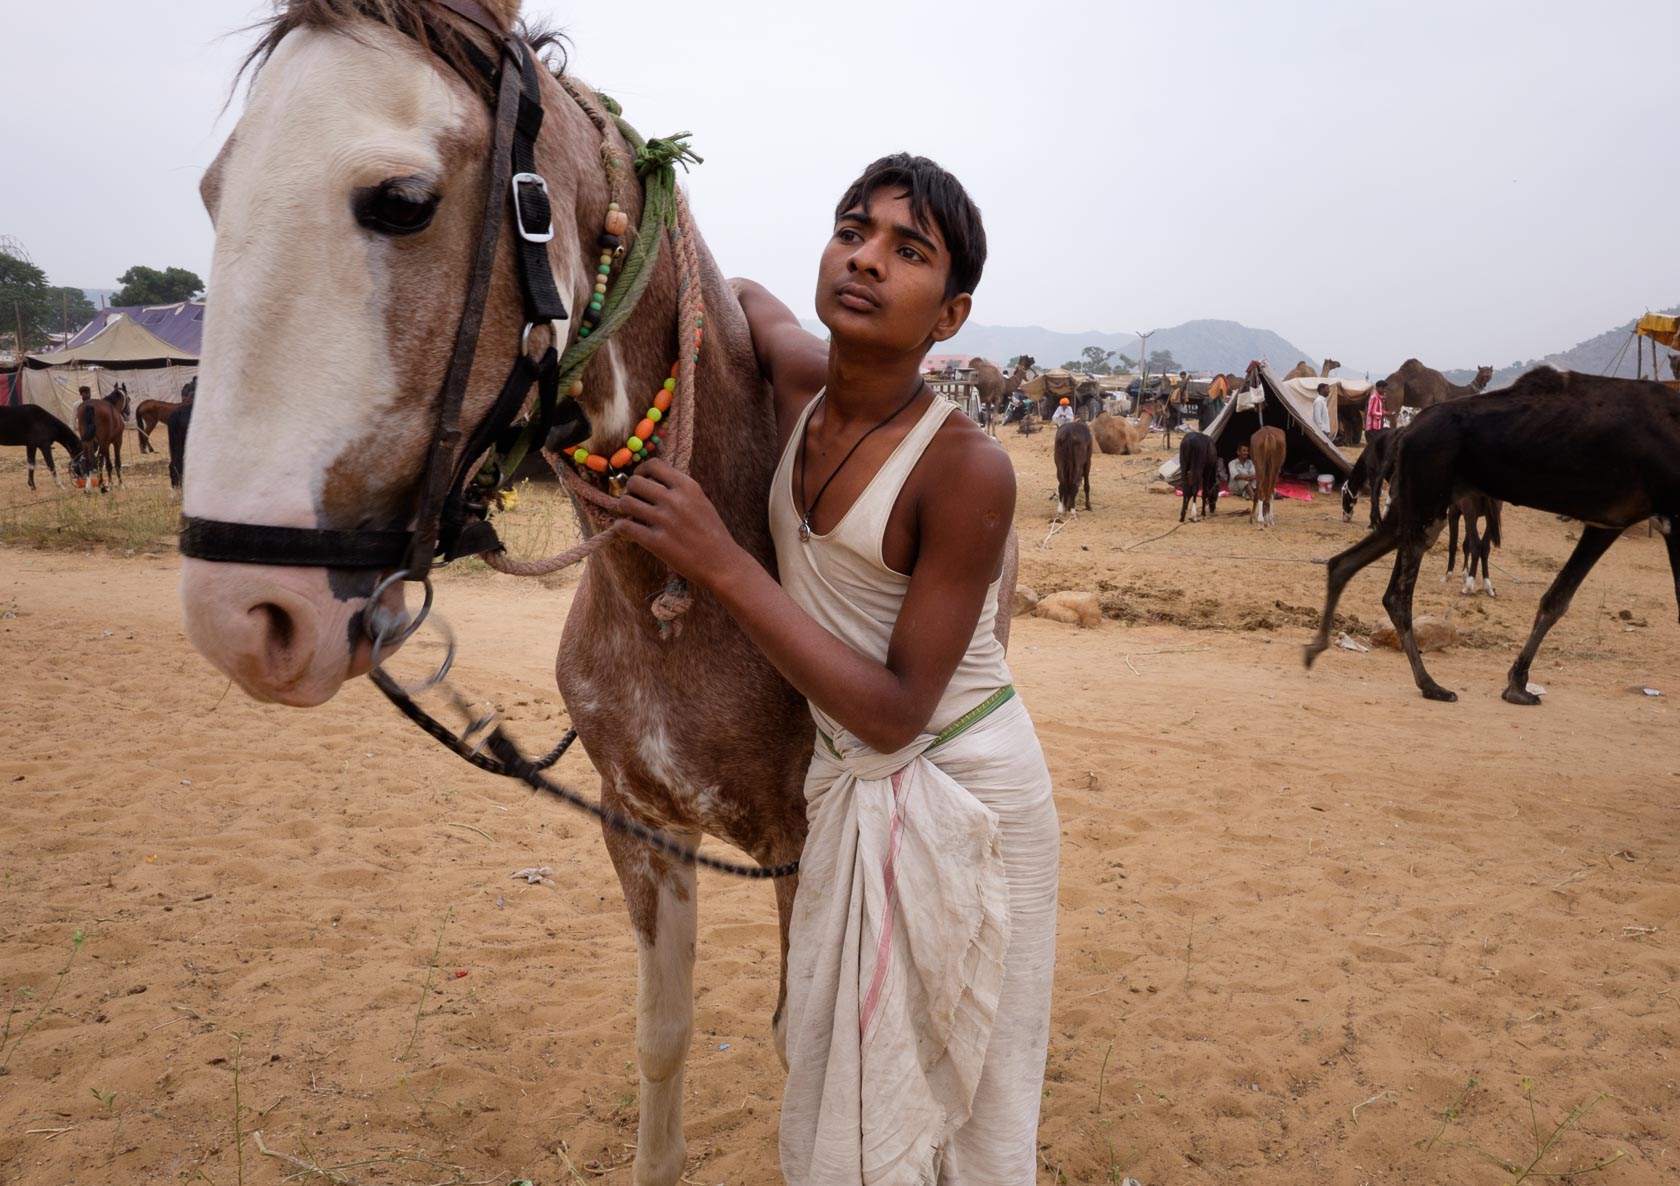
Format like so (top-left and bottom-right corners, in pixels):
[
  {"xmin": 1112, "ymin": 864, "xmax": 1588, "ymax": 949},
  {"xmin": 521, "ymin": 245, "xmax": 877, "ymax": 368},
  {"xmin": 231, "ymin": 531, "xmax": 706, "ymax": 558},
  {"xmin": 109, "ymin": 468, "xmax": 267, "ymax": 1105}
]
[{"xmin": 237, "ymin": 1, "xmax": 568, "ymax": 96}]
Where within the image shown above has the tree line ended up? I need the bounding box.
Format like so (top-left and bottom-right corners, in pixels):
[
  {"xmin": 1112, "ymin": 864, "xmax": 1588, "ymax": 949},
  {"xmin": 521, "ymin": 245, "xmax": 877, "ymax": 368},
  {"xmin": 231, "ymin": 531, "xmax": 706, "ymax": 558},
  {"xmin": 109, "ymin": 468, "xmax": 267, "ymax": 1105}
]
[{"xmin": 1049, "ymin": 345, "xmax": 1180, "ymax": 375}]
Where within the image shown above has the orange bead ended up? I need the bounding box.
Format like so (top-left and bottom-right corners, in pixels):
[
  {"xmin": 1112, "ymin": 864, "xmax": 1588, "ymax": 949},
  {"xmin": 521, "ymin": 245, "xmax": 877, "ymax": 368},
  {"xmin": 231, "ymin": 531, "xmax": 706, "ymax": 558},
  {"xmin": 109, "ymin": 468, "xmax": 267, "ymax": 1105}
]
[
  {"xmin": 670, "ymin": 362, "xmax": 680, "ymax": 378},
  {"xmin": 604, "ymin": 211, "xmax": 629, "ymax": 236},
  {"xmin": 635, "ymin": 418, "xmax": 656, "ymax": 442},
  {"xmin": 653, "ymin": 390, "xmax": 672, "ymax": 413},
  {"xmin": 610, "ymin": 448, "xmax": 633, "ymax": 469},
  {"xmin": 584, "ymin": 453, "xmax": 609, "ymax": 473}
]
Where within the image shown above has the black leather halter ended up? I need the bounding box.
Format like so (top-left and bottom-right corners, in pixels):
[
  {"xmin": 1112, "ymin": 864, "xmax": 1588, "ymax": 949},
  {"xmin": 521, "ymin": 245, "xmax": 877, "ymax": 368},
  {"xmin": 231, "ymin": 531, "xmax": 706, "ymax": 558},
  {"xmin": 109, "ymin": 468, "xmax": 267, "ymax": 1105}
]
[{"xmin": 179, "ymin": 0, "xmax": 581, "ymax": 581}]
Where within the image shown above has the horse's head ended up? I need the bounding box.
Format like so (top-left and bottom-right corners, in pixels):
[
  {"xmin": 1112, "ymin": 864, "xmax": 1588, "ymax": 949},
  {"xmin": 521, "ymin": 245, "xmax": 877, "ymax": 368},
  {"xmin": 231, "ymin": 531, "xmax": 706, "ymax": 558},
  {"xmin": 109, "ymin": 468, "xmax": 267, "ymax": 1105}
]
[{"xmin": 179, "ymin": 1, "xmax": 610, "ymax": 706}]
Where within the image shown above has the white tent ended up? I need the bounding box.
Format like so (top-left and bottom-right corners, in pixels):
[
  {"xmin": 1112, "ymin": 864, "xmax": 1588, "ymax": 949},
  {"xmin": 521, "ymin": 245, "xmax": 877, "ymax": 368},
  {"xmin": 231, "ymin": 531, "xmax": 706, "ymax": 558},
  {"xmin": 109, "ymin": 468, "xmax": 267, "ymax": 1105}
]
[
  {"xmin": 1159, "ymin": 361, "xmax": 1352, "ymax": 484},
  {"xmin": 22, "ymin": 313, "xmax": 197, "ymax": 425}
]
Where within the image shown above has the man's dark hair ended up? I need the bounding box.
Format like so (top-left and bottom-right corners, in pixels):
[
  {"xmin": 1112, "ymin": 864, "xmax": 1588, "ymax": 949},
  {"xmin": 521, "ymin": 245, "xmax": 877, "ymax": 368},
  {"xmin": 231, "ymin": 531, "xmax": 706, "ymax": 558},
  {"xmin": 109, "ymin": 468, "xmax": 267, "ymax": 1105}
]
[{"xmin": 834, "ymin": 153, "xmax": 986, "ymax": 300}]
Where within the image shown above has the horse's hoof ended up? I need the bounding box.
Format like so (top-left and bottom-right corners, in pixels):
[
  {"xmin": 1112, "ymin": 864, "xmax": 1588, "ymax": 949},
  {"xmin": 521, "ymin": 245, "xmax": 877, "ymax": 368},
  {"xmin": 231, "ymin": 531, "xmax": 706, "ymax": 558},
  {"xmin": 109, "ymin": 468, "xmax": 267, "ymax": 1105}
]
[
  {"xmin": 1501, "ymin": 687, "xmax": 1541, "ymax": 706},
  {"xmin": 1421, "ymin": 685, "xmax": 1458, "ymax": 703},
  {"xmin": 1302, "ymin": 642, "xmax": 1324, "ymax": 669}
]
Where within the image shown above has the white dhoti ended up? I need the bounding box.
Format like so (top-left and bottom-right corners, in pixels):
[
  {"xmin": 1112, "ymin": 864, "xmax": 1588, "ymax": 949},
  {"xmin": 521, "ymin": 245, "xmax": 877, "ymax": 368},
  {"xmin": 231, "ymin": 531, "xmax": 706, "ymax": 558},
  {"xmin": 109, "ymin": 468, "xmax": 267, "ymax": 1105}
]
[{"xmin": 780, "ymin": 695, "xmax": 1059, "ymax": 1185}]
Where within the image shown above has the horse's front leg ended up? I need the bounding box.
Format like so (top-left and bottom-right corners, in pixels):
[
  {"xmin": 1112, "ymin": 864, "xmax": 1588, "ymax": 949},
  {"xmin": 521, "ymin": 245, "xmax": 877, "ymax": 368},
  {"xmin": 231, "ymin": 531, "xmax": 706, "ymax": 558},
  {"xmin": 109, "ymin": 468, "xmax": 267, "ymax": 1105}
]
[{"xmin": 603, "ymin": 798, "xmax": 698, "ymax": 1186}]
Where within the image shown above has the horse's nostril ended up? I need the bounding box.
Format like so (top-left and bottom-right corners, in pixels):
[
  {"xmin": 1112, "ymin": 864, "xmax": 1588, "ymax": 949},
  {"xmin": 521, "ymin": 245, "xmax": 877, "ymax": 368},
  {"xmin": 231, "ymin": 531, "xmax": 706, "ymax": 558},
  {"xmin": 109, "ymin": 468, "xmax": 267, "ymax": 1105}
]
[{"xmin": 253, "ymin": 601, "xmax": 296, "ymax": 655}]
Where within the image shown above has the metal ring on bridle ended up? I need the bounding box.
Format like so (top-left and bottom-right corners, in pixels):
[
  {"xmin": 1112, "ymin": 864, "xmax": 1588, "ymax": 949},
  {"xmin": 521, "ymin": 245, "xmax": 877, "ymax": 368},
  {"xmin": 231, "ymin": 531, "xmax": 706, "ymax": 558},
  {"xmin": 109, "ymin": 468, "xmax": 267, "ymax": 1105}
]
[
  {"xmin": 371, "ymin": 610, "xmax": 456, "ymax": 699},
  {"xmin": 521, "ymin": 319, "xmax": 566, "ymax": 355},
  {"xmin": 365, "ymin": 569, "xmax": 433, "ymax": 646}
]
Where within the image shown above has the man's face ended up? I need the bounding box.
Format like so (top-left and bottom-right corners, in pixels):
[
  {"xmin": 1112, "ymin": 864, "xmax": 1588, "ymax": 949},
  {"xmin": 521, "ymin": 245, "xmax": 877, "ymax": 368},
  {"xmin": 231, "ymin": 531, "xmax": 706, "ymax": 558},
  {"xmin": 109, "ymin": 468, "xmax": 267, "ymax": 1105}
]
[
  {"xmin": 1238, "ymin": 446, "xmax": 1249, "ymax": 461},
  {"xmin": 815, "ymin": 188, "xmax": 968, "ymax": 354}
]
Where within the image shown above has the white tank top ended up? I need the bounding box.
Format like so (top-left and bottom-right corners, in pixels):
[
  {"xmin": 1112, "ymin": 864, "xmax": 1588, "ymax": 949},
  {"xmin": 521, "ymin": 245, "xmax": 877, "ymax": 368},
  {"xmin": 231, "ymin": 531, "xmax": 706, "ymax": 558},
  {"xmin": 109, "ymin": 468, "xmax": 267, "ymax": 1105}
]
[{"xmin": 769, "ymin": 392, "xmax": 1012, "ymax": 739}]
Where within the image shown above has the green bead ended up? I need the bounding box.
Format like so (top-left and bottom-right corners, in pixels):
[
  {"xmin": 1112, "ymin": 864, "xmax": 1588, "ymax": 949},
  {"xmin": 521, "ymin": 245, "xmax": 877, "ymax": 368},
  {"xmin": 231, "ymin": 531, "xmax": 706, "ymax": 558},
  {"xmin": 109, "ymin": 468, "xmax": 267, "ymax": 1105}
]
[
  {"xmin": 589, "ymin": 300, "xmax": 603, "ymax": 312},
  {"xmin": 647, "ymin": 407, "xmax": 663, "ymax": 423},
  {"xmin": 571, "ymin": 448, "xmax": 587, "ymax": 464},
  {"xmin": 634, "ymin": 450, "xmax": 647, "ymax": 461},
  {"xmin": 626, "ymin": 435, "xmax": 644, "ymax": 452},
  {"xmin": 662, "ymin": 377, "xmax": 676, "ymax": 391},
  {"xmin": 651, "ymin": 435, "xmax": 662, "ymax": 446},
  {"xmin": 579, "ymin": 326, "xmax": 590, "ymax": 337}
]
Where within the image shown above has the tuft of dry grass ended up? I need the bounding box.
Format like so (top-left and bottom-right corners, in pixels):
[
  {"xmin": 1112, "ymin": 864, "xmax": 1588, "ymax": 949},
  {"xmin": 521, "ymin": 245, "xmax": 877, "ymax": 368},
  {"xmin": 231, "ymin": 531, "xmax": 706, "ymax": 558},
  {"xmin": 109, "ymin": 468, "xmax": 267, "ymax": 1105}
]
[{"xmin": 0, "ymin": 450, "xmax": 179, "ymax": 554}]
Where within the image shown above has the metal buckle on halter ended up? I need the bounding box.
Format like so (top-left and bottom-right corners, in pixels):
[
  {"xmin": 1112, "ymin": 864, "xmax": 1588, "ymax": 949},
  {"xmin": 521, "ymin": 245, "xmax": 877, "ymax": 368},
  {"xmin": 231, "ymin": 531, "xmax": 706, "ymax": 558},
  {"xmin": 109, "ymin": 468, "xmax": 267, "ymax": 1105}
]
[{"xmin": 511, "ymin": 172, "xmax": 554, "ymax": 243}]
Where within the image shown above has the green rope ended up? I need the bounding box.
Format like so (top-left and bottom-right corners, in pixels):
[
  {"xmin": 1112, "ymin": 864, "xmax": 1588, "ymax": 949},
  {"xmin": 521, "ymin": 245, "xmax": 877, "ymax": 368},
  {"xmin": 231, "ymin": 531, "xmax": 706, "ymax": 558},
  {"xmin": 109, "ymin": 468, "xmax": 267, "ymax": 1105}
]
[{"xmin": 486, "ymin": 107, "xmax": 695, "ymax": 485}]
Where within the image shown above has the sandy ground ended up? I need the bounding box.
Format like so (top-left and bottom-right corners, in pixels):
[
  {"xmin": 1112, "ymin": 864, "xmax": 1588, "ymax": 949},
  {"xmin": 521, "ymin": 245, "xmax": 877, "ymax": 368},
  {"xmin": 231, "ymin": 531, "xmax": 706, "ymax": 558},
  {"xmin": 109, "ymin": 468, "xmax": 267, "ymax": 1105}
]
[{"xmin": 0, "ymin": 434, "xmax": 1677, "ymax": 1186}]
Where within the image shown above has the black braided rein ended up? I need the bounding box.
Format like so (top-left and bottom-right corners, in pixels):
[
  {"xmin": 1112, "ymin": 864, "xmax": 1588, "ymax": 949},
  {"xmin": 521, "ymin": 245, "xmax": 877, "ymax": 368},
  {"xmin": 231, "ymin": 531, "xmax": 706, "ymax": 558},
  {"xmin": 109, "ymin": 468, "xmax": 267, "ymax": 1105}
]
[{"xmin": 370, "ymin": 669, "xmax": 800, "ymax": 880}]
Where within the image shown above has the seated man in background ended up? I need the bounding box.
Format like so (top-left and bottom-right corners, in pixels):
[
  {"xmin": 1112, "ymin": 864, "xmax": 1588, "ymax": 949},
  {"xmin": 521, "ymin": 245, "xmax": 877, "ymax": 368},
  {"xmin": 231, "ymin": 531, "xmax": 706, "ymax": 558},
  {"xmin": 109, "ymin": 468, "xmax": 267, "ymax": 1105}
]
[{"xmin": 1228, "ymin": 442, "xmax": 1257, "ymax": 500}]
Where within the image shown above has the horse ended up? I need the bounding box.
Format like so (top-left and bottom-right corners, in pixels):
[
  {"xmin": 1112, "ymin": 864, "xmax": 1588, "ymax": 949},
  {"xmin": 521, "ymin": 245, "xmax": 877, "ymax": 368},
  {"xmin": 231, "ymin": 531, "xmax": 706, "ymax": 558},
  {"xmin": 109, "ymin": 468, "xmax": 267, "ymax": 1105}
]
[
  {"xmin": 1250, "ymin": 426, "xmax": 1285, "ymax": 528},
  {"xmin": 1177, "ymin": 430, "xmax": 1218, "ymax": 523},
  {"xmin": 1341, "ymin": 426, "xmax": 1401, "ymax": 528},
  {"xmin": 136, "ymin": 384, "xmax": 194, "ymax": 455},
  {"xmin": 167, "ymin": 400, "xmax": 194, "ymax": 494},
  {"xmin": 73, "ymin": 389, "xmax": 129, "ymax": 490},
  {"xmin": 0, "ymin": 401, "xmax": 81, "ymax": 483},
  {"xmin": 1445, "ymin": 493, "xmax": 1502, "ymax": 596},
  {"xmin": 1053, "ymin": 419, "xmax": 1093, "ymax": 515},
  {"xmin": 1305, "ymin": 367, "xmax": 1680, "ymax": 704},
  {"xmin": 171, "ymin": 5, "xmax": 1019, "ymax": 1181},
  {"xmin": 0, "ymin": 405, "xmax": 81, "ymax": 490}
]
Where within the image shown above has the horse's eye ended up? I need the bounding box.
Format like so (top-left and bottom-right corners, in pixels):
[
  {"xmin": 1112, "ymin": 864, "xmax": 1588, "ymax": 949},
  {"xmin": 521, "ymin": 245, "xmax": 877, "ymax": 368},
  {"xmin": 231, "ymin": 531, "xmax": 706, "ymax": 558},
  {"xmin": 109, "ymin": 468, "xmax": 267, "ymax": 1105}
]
[{"xmin": 353, "ymin": 179, "xmax": 438, "ymax": 236}]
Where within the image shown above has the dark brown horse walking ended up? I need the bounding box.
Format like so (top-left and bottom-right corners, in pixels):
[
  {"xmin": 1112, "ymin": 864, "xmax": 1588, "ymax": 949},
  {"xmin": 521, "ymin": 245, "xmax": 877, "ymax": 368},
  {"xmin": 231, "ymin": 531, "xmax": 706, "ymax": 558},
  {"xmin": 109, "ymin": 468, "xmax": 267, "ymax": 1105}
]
[{"xmin": 0, "ymin": 405, "xmax": 82, "ymax": 489}]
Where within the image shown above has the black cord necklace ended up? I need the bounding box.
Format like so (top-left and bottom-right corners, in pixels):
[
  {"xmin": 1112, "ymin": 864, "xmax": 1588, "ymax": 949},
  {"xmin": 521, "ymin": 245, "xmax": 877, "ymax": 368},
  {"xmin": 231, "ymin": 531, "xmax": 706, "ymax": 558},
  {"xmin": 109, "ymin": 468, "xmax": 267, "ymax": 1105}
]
[{"xmin": 796, "ymin": 381, "xmax": 927, "ymax": 542}]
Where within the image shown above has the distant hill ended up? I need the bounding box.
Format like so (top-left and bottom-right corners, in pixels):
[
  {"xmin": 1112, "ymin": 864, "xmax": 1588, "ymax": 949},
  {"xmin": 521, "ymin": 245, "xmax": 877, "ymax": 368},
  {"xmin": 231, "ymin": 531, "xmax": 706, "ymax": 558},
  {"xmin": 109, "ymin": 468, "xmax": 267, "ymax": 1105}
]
[
  {"xmin": 1442, "ymin": 304, "xmax": 1680, "ymax": 388},
  {"xmin": 799, "ymin": 317, "xmax": 1317, "ymax": 375}
]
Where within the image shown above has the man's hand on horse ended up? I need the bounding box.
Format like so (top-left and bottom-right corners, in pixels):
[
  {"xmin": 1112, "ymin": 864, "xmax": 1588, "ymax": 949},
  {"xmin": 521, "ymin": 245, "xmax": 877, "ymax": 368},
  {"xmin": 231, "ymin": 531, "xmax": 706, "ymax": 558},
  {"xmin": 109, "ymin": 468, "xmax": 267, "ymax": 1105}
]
[{"xmin": 619, "ymin": 459, "xmax": 741, "ymax": 586}]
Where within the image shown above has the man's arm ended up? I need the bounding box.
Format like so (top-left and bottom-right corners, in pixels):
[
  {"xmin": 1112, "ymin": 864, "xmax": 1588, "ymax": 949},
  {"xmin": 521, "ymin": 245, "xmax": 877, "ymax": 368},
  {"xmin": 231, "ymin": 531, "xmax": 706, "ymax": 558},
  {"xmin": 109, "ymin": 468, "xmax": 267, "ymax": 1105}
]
[
  {"xmin": 618, "ymin": 434, "xmax": 1015, "ymax": 754},
  {"xmin": 731, "ymin": 279, "xmax": 828, "ymax": 438}
]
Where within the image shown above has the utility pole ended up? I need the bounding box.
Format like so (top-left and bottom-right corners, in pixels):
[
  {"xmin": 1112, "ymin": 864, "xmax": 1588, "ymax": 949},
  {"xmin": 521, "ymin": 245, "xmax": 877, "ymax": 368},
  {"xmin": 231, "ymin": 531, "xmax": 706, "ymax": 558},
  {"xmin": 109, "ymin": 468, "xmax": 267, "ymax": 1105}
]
[{"xmin": 1135, "ymin": 329, "xmax": 1154, "ymax": 412}]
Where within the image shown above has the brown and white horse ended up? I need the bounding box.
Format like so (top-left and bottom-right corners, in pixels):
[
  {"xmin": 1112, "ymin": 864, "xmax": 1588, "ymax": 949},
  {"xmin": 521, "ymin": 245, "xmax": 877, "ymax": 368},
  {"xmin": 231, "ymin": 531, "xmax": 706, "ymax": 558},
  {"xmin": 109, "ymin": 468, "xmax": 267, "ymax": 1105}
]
[
  {"xmin": 177, "ymin": 4, "xmax": 816, "ymax": 1181},
  {"xmin": 74, "ymin": 387, "xmax": 130, "ymax": 490},
  {"xmin": 1249, "ymin": 425, "xmax": 1285, "ymax": 528}
]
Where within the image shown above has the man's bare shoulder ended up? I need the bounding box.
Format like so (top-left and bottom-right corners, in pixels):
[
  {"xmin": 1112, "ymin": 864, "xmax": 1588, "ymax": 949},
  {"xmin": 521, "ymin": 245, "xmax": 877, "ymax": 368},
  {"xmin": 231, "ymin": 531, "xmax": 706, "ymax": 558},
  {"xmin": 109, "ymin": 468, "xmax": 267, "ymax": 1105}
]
[{"xmin": 920, "ymin": 408, "xmax": 1017, "ymax": 515}]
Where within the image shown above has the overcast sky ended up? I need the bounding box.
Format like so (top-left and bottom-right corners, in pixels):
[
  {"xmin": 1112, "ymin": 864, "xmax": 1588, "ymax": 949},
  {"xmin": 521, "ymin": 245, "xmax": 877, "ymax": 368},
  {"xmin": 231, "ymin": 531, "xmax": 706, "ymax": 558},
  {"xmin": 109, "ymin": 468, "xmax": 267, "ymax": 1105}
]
[{"xmin": 10, "ymin": 0, "xmax": 1676, "ymax": 373}]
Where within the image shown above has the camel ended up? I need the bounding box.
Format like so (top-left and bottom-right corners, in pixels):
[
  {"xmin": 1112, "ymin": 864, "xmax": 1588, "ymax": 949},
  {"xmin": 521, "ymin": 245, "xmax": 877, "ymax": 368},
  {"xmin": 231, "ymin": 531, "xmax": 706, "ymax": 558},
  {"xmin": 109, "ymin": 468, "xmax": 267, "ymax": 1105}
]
[
  {"xmin": 1305, "ymin": 367, "xmax": 1680, "ymax": 704},
  {"xmin": 970, "ymin": 354, "xmax": 1032, "ymax": 434},
  {"xmin": 1090, "ymin": 409, "xmax": 1152, "ymax": 454},
  {"xmin": 1284, "ymin": 358, "xmax": 1341, "ymax": 381},
  {"xmin": 1178, "ymin": 431, "xmax": 1218, "ymax": 523},
  {"xmin": 1053, "ymin": 420, "xmax": 1093, "ymax": 514},
  {"xmin": 1382, "ymin": 359, "xmax": 1494, "ymax": 412},
  {"xmin": 1250, "ymin": 426, "xmax": 1285, "ymax": 528}
]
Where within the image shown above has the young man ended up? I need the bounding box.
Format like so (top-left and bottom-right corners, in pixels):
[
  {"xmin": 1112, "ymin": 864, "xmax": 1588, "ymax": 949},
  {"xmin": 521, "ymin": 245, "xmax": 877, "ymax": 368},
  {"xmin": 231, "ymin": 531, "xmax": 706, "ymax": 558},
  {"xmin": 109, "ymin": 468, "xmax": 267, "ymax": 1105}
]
[
  {"xmin": 1313, "ymin": 382, "xmax": 1333, "ymax": 435},
  {"xmin": 1366, "ymin": 378, "xmax": 1388, "ymax": 432},
  {"xmin": 617, "ymin": 153, "xmax": 1058, "ymax": 1183},
  {"xmin": 1051, "ymin": 396, "xmax": 1074, "ymax": 424}
]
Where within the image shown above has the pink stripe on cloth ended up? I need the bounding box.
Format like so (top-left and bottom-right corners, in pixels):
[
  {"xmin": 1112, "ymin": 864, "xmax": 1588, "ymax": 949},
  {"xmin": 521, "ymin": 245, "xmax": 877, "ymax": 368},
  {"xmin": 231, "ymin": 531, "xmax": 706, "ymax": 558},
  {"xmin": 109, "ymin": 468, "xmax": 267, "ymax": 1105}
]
[{"xmin": 859, "ymin": 769, "xmax": 908, "ymax": 1044}]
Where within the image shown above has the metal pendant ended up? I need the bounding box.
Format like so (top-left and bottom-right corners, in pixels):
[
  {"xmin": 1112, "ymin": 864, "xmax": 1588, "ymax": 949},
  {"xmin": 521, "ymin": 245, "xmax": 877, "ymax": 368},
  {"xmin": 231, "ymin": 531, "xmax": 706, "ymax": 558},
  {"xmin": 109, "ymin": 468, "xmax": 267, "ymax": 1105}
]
[{"xmin": 798, "ymin": 518, "xmax": 812, "ymax": 543}]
